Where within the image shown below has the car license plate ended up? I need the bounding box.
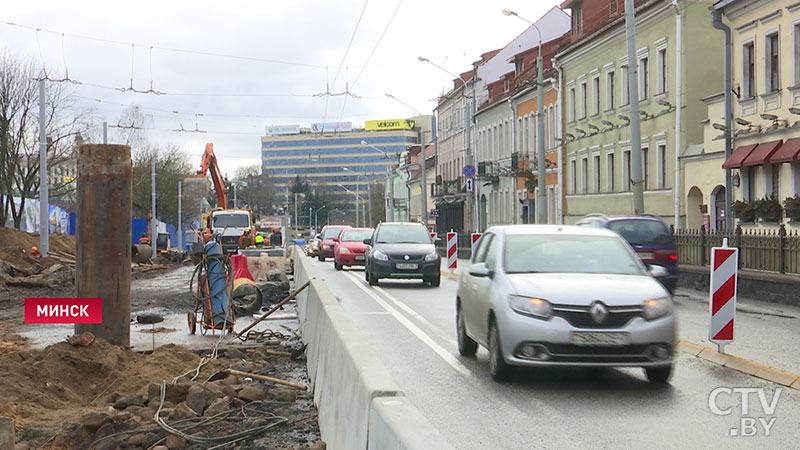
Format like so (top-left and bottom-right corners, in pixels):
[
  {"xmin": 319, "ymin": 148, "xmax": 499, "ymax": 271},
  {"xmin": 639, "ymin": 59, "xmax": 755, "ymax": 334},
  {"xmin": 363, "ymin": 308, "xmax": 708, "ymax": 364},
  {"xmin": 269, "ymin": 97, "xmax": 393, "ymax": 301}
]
[
  {"xmin": 571, "ymin": 332, "xmax": 630, "ymax": 346},
  {"xmin": 637, "ymin": 252, "xmax": 654, "ymax": 261},
  {"xmin": 355, "ymin": 255, "xmax": 365, "ymax": 261},
  {"xmin": 396, "ymin": 263, "xmax": 418, "ymax": 270}
]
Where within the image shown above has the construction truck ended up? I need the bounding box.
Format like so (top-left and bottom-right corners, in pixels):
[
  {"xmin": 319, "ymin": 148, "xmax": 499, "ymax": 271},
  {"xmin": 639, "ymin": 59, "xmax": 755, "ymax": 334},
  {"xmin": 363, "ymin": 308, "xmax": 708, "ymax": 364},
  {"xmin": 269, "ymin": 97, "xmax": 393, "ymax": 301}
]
[{"xmin": 196, "ymin": 143, "xmax": 254, "ymax": 255}]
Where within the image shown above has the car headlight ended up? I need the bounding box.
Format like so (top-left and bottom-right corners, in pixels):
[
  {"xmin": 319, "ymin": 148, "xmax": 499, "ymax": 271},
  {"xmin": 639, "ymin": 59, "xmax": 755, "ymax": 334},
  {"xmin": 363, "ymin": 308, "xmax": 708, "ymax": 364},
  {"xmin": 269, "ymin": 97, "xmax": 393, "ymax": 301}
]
[
  {"xmin": 339, "ymin": 247, "xmax": 351, "ymax": 254},
  {"xmin": 642, "ymin": 297, "xmax": 672, "ymax": 320},
  {"xmin": 322, "ymin": 244, "xmax": 330, "ymax": 249},
  {"xmin": 372, "ymin": 249, "xmax": 389, "ymax": 261},
  {"xmin": 508, "ymin": 295, "xmax": 552, "ymax": 320},
  {"xmin": 423, "ymin": 251, "xmax": 438, "ymax": 261}
]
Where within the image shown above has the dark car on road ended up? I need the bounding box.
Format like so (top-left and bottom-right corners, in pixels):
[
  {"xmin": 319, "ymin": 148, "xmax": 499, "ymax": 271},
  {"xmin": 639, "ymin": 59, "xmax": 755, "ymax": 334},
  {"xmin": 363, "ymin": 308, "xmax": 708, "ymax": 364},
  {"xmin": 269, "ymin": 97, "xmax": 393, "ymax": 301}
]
[
  {"xmin": 575, "ymin": 214, "xmax": 678, "ymax": 293},
  {"xmin": 364, "ymin": 222, "xmax": 441, "ymax": 287}
]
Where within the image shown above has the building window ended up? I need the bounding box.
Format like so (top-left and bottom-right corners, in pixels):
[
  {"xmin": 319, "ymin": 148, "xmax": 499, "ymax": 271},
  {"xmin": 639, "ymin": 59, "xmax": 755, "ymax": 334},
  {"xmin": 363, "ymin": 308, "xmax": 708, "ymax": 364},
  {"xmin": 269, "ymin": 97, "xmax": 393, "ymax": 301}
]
[
  {"xmin": 593, "ymin": 154, "xmax": 601, "ymax": 193},
  {"xmin": 639, "ymin": 55, "xmax": 649, "ymax": 99},
  {"xmin": 569, "ymin": 87, "xmax": 576, "ymax": 122},
  {"xmin": 592, "ymin": 76, "xmax": 600, "ymax": 116},
  {"xmin": 743, "ymin": 42, "xmax": 756, "ymax": 98},
  {"xmin": 657, "ymin": 48, "xmax": 667, "ymax": 95},
  {"xmin": 766, "ymin": 32, "xmax": 780, "ymax": 93},
  {"xmin": 607, "ymin": 152, "xmax": 615, "ymax": 192},
  {"xmin": 745, "ymin": 167, "xmax": 756, "ymax": 201},
  {"xmin": 623, "ymin": 150, "xmax": 631, "ymax": 191},
  {"xmin": 606, "ymin": 70, "xmax": 615, "ymax": 110},
  {"xmin": 621, "ymin": 66, "xmax": 630, "ymax": 106},
  {"xmin": 523, "ymin": 117, "xmax": 530, "ymax": 154},
  {"xmin": 609, "ymin": 0, "xmax": 618, "ymax": 14},
  {"xmin": 580, "ymin": 80, "xmax": 587, "ymax": 119},
  {"xmin": 795, "ymin": 24, "xmax": 800, "ymax": 85},
  {"xmin": 570, "ymin": 159, "xmax": 577, "ymax": 194},
  {"xmin": 572, "ymin": 4, "xmax": 583, "ymax": 36},
  {"xmin": 581, "ymin": 156, "xmax": 588, "ymax": 193},
  {"xmin": 642, "ymin": 146, "xmax": 649, "ymax": 189},
  {"xmin": 657, "ymin": 143, "xmax": 667, "ymax": 189}
]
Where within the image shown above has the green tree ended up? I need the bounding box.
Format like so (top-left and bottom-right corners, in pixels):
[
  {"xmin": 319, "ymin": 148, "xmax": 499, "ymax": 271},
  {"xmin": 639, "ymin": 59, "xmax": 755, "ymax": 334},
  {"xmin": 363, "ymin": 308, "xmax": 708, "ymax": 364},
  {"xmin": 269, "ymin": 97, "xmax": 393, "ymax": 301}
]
[{"xmin": 231, "ymin": 164, "xmax": 274, "ymax": 218}]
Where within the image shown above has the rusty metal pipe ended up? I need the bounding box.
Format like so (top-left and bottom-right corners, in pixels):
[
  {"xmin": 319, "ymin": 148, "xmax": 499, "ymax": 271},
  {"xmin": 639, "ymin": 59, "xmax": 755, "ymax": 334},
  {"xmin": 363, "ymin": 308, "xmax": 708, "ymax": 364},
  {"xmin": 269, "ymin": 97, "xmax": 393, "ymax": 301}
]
[
  {"xmin": 132, "ymin": 244, "xmax": 153, "ymax": 263},
  {"xmin": 75, "ymin": 144, "xmax": 132, "ymax": 348}
]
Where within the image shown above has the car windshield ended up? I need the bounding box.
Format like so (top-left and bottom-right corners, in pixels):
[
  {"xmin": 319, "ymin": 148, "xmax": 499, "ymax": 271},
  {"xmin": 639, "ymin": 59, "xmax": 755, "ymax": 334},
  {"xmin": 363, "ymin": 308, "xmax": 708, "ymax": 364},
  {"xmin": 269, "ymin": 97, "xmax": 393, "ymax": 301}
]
[
  {"xmin": 341, "ymin": 230, "xmax": 373, "ymax": 242},
  {"xmin": 376, "ymin": 225, "xmax": 431, "ymax": 244},
  {"xmin": 607, "ymin": 219, "xmax": 672, "ymax": 246},
  {"xmin": 504, "ymin": 234, "xmax": 644, "ymax": 275},
  {"xmin": 323, "ymin": 228, "xmax": 345, "ymax": 239},
  {"xmin": 212, "ymin": 214, "xmax": 250, "ymax": 228}
]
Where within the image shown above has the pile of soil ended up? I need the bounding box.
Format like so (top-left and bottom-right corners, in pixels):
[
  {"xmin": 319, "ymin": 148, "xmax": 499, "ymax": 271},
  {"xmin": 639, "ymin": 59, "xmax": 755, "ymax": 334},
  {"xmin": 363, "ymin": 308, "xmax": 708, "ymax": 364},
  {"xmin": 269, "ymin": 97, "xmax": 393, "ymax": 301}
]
[
  {"xmin": 0, "ymin": 338, "xmax": 225, "ymax": 428},
  {"xmin": 0, "ymin": 227, "xmax": 76, "ymax": 264}
]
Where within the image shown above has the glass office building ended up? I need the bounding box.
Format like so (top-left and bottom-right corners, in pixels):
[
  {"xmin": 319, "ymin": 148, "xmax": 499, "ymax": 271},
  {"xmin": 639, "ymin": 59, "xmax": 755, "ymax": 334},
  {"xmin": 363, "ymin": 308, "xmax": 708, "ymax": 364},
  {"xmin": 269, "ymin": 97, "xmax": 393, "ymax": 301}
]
[{"xmin": 261, "ymin": 119, "xmax": 428, "ymax": 207}]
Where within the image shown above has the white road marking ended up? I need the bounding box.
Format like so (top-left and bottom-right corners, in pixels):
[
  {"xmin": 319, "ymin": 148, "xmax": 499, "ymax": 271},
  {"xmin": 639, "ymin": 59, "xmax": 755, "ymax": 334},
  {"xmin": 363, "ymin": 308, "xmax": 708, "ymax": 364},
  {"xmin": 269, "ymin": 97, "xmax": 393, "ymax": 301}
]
[
  {"xmin": 374, "ymin": 285, "xmax": 459, "ymax": 347},
  {"xmin": 343, "ymin": 272, "xmax": 472, "ymax": 377}
]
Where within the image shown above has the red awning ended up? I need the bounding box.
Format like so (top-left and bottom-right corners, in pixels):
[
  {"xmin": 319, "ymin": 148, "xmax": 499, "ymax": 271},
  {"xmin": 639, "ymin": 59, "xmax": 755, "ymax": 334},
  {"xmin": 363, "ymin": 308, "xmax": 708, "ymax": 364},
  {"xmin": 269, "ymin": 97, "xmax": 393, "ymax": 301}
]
[
  {"xmin": 767, "ymin": 137, "xmax": 800, "ymax": 163},
  {"xmin": 741, "ymin": 140, "xmax": 782, "ymax": 166},
  {"xmin": 722, "ymin": 144, "xmax": 758, "ymax": 169}
]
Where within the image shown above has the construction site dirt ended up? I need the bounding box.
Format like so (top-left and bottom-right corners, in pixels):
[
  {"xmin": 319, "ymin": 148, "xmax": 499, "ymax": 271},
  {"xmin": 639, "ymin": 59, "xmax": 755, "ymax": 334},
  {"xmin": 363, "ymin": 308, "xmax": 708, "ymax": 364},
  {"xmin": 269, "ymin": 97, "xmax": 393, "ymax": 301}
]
[{"xmin": 0, "ymin": 230, "xmax": 321, "ymax": 450}]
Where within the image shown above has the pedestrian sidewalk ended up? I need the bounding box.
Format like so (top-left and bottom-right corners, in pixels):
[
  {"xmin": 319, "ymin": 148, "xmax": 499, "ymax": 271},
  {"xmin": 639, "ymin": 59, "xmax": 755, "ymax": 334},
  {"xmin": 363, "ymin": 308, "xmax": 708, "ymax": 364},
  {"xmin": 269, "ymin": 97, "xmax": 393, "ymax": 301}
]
[{"xmin": 442, "ymin": 258, "xmax": 800, "ymax": 382}]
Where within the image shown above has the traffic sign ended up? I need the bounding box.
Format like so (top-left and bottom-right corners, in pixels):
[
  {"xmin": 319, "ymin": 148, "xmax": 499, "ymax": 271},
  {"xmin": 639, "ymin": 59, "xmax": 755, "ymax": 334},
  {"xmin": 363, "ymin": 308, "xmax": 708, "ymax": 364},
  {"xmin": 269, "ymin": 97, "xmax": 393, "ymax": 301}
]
[
  {"xmin": 430, "ymin": 209, "xmax": 439, "ymax": 218},
  {"xmin": 465, "ymin": 178, "xmax": 474, "ymax": 192},
  {"xmin": 463, "ymin": 164, "xmax": 476, "ymax": 178}
]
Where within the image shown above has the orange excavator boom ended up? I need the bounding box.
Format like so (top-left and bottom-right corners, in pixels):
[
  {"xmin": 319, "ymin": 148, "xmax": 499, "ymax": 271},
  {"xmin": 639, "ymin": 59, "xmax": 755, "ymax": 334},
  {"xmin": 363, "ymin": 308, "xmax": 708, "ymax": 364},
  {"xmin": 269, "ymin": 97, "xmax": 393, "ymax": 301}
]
[{"xmin": 197, "ymin": 143, "xmax": 229, "ymax": 209}]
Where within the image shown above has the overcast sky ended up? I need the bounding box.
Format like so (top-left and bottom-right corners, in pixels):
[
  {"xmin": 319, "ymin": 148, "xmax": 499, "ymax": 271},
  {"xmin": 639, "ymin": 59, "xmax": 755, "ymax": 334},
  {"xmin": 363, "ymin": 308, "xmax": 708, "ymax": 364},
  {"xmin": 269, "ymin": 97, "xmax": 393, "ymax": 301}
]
[{"xmin": 1, "ymin": 0, "xmax": 561, "ymax": 176}]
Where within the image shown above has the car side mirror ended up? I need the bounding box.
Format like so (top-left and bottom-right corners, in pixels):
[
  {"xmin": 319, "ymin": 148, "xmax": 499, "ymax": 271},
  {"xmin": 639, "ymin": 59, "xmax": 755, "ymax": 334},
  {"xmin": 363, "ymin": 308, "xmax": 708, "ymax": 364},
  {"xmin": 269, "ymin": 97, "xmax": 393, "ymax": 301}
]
[
  {"xmin": 434, "ymin": 237, "xmax": 442, "ymax": 245},
  {"xmin": 649, "ymin": 264, "xmax": 669, "ymax": 278},
  {"xmin": 469, "ymin": 263, "xmax": 490, "ymax": 278},
  {"xmin": 363, "ymin": 238, "xmax": 372, "ymax": 245}
]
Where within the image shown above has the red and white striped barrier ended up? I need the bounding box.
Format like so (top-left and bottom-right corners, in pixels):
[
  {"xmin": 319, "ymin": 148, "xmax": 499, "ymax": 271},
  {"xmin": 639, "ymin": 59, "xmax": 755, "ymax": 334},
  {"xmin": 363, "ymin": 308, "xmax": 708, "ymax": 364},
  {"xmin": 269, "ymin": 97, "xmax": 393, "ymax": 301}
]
[
  {"xmin": 709, "ymin": 238, "xmax": 739, "ymax": 353},
  {"xmin": 430, "ymin": 232, "xmax": 438, "ymax": 240},
  {"xmin": 471, "ymin": 233, "xmax": 482, "ymax": 256},
  {"xmin": 446, "ymin": 231, "xmax": 457, "ymax": 269}
]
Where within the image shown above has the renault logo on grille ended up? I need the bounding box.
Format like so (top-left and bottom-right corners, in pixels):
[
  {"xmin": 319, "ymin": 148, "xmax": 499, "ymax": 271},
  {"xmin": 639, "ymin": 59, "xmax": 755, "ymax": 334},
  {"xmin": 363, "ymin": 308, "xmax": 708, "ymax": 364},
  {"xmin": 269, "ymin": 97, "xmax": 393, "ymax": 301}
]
[
  {"xmin": 404, "ymin": 255, "xmax": 410, "ymax": 260},
  {"xmin": 589, "ymin": 302, "xmax": 608, "ymax": 324}
]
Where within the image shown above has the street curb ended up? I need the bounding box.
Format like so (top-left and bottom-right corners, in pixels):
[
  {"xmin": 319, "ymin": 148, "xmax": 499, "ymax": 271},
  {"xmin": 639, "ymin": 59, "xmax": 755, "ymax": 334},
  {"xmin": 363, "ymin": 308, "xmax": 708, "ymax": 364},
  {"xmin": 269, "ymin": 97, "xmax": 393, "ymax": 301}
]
[
  {"xmin": 678, "ymin": 339, "xmax": 800, "ymax": 390},
  {"xmin": 441, "ymin": 266, "xmax": 799, "ymax": 390}
]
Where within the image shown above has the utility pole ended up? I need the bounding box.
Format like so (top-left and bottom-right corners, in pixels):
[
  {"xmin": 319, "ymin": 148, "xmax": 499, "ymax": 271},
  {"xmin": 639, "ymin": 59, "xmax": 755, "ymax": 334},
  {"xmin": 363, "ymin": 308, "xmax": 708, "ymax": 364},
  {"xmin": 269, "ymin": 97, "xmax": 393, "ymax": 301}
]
[
  {"xmin": 535, "ymin": 43, "xmax": 546, "ymax": 224},
  {"xmin": 38, "ymin": 79, "xmax": 49, "ymax": 257},
  {"xmin": 419, "ymin": 127, "xmax": 428, "ymax": 227},
  {"xmin": 625, "ymin": 0, "xmax": 645, "ymax": 214},
  {"xmin": 151, "ymin": 157, "xmax": 157, "ymax": 251},
  {"xmin": 177, "ymin": 181, "xmax": 183, "ymax": 251}
]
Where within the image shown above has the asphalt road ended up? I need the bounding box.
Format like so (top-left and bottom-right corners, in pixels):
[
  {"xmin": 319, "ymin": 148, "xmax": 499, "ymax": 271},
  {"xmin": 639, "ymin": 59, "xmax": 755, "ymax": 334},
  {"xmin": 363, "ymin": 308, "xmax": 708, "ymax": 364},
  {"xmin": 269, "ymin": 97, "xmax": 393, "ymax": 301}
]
[{"xmin": 308, "ymin": 257, "xmax": 800, "ymax": 449}]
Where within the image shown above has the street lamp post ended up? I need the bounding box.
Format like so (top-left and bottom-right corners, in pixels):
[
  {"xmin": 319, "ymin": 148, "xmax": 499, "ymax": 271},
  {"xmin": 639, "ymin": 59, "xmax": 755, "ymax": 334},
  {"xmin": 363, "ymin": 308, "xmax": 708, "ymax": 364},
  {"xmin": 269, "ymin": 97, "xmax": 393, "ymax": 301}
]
[
  {"xmin": 344, "ymin": 167, "xmax": 372, "ymax": 227},
  {"xmin": 418, "ymin": 56, "xmax": 479, "ymax": 231},
  {"xmin": 361, "ymin": 140, "xmax": 395, "ymax": 222},
  {"xmin": 503, "ymin": 8, "xmax": 547, "ymax": 223},
  {"xmin": 314, "ymin": 205, "xmax": 326, "ymax": 230},
  {"xmin": 337, "ymin": 184, "xmax": 362, "ymax": 226},
  {"xmin": 293, "ymin": 193, "xmax": 305, "ymax": 239}
]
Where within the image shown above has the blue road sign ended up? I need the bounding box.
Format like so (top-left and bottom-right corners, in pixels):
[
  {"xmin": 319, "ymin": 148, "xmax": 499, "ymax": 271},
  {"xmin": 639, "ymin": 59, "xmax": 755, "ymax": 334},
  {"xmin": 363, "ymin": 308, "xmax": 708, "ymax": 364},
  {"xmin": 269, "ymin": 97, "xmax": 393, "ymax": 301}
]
[{"xmin": 463, "ymin": 164, "xmax": 476, "ymax": 178}]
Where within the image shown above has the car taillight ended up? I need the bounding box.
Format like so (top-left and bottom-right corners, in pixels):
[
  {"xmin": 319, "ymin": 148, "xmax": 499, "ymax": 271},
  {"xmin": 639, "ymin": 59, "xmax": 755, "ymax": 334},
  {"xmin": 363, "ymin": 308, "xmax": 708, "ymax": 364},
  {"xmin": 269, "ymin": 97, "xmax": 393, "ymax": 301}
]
[{"xmin": 654, "ymin": 250, "xmax": 677, "ymax": 262}]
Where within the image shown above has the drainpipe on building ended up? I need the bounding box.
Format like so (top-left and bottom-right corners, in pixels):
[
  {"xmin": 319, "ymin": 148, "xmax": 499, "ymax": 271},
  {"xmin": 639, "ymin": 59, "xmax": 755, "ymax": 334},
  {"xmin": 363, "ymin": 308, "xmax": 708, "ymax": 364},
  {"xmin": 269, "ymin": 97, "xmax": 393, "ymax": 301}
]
[
  {"xmin": 553, "ymin": 57, "xmax": 565, "ymax": 224},
  {"xmin": 711, "ymin": 8, "xmax": 733, "ymax": 232},
  {"xmin": 673, "ymin": 0, "xmax": 683, "ymax": 229}
]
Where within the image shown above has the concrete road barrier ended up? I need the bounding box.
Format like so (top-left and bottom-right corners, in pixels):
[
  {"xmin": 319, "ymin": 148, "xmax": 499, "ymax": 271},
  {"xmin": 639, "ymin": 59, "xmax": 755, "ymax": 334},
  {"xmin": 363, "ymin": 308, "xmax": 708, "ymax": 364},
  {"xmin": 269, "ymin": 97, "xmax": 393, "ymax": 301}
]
[{"xmin": 294, "ymin": 251, "xmax": 455, "ymax": 450}]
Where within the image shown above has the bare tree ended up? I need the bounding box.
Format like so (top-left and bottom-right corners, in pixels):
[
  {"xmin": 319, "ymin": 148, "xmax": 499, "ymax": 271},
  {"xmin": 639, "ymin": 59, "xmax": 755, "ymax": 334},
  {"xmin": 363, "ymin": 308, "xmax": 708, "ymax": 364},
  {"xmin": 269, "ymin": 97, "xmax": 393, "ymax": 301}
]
[
  {"xmin": 0, "ymin": 53, "xmax": 93, "ymax": 228},
  {"xmin": 131, "ymin": 144, "xmax": 194, "ymax": 228},
  {"xmin": 232, "ymin": 164, "xmax": 274, "ymax": 218}
]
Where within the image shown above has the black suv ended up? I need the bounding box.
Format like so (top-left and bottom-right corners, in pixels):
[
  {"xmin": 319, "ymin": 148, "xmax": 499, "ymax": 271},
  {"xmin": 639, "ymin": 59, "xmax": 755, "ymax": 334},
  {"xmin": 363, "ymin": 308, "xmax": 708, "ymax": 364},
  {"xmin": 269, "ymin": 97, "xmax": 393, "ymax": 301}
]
[{"xmin": 363, "ymin": 222, "xmax": 441, "ymax": 287}]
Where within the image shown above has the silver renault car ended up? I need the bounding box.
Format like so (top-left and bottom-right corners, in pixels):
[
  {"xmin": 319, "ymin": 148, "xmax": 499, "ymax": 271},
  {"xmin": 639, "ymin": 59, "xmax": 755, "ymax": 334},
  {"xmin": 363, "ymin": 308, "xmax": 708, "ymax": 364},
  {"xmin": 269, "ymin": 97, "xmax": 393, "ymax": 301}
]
[{"xmin": 456, "ymin": 225, "xmax": 676, "ymax": 383}]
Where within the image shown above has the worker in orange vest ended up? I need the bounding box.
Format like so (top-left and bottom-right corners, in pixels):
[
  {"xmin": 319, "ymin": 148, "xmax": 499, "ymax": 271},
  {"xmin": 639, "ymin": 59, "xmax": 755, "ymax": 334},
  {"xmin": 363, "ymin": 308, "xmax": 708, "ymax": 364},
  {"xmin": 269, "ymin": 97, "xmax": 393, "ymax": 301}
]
[
  {"xmin": 30, "ymin": 246, "xmax": 42, "ymax": 257},
  {"xmin": 139, "ymin": 232, "xmax": 151, "ymax": 245},
  {"xmin": 238, "ymin": 228, "xmax": 255, "ymax": 249}
]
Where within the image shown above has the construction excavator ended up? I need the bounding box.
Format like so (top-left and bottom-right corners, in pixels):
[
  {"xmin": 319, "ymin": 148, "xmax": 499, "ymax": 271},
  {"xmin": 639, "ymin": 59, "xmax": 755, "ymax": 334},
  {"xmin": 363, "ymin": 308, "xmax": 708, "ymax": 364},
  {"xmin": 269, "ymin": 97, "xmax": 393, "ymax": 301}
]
[{"xmin": 197, "ymin": 143, "xmax": 253, "ymax": 255}]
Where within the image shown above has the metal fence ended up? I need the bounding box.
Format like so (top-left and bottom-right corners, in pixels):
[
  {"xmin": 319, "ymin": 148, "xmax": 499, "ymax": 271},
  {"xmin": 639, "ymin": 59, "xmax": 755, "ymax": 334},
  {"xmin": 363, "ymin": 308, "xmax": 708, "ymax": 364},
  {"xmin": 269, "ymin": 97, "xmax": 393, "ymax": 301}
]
[{"xmin": 674, "ymin": 225, "xmax": 800, "ymax": 275}]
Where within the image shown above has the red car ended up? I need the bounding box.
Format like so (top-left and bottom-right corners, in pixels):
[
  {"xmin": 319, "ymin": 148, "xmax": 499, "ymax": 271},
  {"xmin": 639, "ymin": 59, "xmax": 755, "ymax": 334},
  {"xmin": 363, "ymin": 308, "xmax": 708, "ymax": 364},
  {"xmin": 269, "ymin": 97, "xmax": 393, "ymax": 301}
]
[
  {"xmin": 333, "ymin": 227, "xmax": 374, "ymax": 270},
  {"xmin": 318, "ymin": 225, "xmax": 349, "ymax": 262}
]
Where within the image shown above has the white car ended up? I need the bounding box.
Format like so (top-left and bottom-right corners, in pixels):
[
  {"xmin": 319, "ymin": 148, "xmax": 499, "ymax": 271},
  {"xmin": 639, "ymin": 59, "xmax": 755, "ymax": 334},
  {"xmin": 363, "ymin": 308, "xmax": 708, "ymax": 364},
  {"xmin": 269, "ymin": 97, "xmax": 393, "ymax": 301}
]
[{"xmin": 456, "ymin": 225, "xmax": 676, "ymax": 383}]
